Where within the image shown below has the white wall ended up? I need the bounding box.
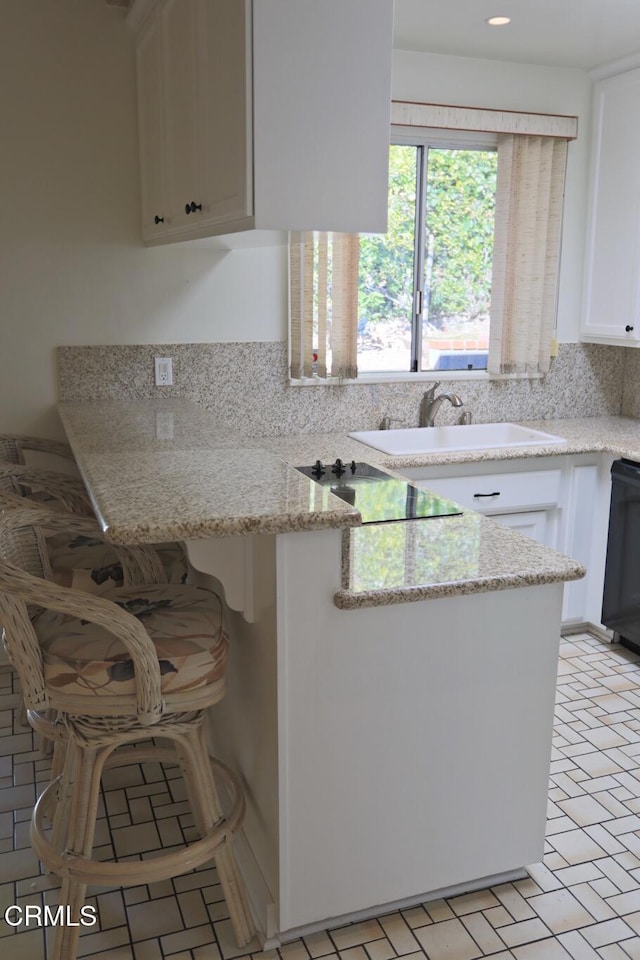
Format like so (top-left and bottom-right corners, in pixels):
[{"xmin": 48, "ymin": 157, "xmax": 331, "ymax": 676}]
[{"xmin": 0, "ymin": 1, "xmax": 592, "ymax": 436}]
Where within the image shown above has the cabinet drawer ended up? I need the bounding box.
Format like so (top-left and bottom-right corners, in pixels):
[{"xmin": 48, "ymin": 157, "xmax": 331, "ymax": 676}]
[{"xmin": 409, "ymin": 468, "xmax": 562, "ymax": 513}]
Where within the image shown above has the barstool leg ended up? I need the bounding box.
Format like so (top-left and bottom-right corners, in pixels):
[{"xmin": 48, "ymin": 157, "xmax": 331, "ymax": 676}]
[
  {"xmin": 50, "ymin": 739, "xmax": 74, "ymax": 856},
  {"xmin": 27, "ymin": 710, "xmax": 70, "ymax": 852},
  {"xmin": 178, "ymin": 725, "xmax": 255, "ymax": 947},
  {"xmin": 50, "ymin": 741, "xmax": 104, "ymax": 960},
  {"xmin": 16, "ymin": 695, "xmax": 29, "ymax": 729}
]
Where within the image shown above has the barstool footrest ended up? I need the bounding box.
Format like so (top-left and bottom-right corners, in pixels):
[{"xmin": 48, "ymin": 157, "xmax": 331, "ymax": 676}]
[{"xmin": 31, "ymin": 756, "xmax": 245, "ymax": 888}]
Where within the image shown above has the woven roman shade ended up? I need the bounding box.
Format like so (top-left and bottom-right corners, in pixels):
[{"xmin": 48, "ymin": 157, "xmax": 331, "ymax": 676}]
[{"xmin": 391, "ymin": 101, "xmax": 578, "ymax": 140}]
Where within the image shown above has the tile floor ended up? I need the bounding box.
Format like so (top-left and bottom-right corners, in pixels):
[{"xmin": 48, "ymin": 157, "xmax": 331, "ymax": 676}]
[{"xmin": 6, "ymin": 632, "xmax": 640, "ymax": 958}]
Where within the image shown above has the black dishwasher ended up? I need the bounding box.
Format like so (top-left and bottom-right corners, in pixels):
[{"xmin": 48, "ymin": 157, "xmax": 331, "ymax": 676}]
[{"xmin": 602, "ymin": 459, "xmax": 640, "ymax": 652}]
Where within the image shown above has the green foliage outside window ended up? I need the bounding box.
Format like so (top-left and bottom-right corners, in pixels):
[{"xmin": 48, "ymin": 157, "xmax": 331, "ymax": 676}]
[
  {"xmin": 426, "ymin": 148, "xmax": 497, "ymax": 324},
  {"xmin": 358, "ymin": 145, "xmax": 416, "ymax": 334},
  {"xmin": 358, "ymin": 144, "xmax": 498, "ymax": 332}
]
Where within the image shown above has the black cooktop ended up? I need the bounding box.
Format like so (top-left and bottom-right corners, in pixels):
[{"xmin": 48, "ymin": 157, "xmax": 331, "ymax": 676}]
[{"xmin": 296, "ymin": 460, "xmax": 462, "ymax": 525}]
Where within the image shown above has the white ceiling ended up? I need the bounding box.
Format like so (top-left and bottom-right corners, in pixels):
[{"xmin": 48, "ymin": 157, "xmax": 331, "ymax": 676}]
[{"xmin": 393, "ymin": 0, "xmax": 640, "ymax": 70}]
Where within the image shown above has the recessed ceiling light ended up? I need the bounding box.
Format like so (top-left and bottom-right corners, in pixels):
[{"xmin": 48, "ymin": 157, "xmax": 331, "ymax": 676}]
[{"xmin": 486, "ymin": 16, "xmax": 511, "ymax": 26}]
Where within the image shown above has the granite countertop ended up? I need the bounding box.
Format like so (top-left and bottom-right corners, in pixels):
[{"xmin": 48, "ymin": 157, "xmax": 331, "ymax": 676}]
[
  {"xmin": 57, "ymin": 401, "xmax": 362, "ymax": 542},
  {"xmin": 60, "ymin": 400, "xmax": 640, "ymax": 608}
]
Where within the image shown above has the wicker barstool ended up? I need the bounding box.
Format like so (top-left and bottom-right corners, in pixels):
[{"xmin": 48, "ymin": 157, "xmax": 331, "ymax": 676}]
[
  {"xmin": 0, "ymin": 464, "xmax": 188, "ymax": 591},
  {"xmin": 0, "ymin": 506, "xmax": 255, "ymax": 960},
  {"xmin": 0, "ymin": 494, "xmax": 172, "ymax": 780},
  {"xmin": 0, "ymin": 429, "xmax": 188, "ymax": 588},
  {"xmin": 0, "ymin": 493, "xmax": 172, "ymax": 591},
  {"xmin": 0, "ymin": 467, "xmax": 186, "ymax": 751}
]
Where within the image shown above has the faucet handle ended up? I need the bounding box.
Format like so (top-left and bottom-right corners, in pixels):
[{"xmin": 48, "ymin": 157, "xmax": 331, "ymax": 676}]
[
  {"xmin": 380, "ymin": 415, "xmax": 405, "ymax": 430},
  {"xmin": 423, "ymin": 381, "xmax": 440, "ymax": 400}
]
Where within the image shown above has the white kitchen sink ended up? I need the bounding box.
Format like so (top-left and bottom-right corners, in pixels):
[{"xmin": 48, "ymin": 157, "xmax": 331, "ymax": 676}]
[{"xmin": 349, "ymin": 422, "xmax": 567, "ymax": 456}]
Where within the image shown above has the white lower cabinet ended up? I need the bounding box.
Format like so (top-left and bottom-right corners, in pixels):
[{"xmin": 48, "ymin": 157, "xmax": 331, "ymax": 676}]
[
  {"xmin": 494, "ymin": 509, "xmax": 551, "ymax": 544},
  {"xmin": 402, "ymin": 462, "xmax": 562, "ymax": 553},
  {"xmin": 401, "ymin": 454, "xmax": 612, "ymax": 627},
  {"xmin": 557, "ymin": 456, "xmax": 614, "ymax": 627}
]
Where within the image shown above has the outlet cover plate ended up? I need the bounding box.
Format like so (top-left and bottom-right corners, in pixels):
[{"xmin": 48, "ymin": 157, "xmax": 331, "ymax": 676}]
[{"xmin": 154, "ymin": 356, "xmax": 173, "ymax": 386}]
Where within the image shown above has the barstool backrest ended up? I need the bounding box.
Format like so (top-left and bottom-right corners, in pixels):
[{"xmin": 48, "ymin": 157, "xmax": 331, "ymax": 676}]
[
  {"xmin": 0, "ymin": 464, "xmax": 92, "ymax": 515},
  {"xmin": 0, "ymin": 434, "xmax": 74, "ymax": 465}
]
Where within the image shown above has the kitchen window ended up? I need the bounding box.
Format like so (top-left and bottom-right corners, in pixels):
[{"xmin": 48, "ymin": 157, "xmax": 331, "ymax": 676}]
[{"xmin": 289, "ymin": 102, "xmax": 577, "ymax": 384}]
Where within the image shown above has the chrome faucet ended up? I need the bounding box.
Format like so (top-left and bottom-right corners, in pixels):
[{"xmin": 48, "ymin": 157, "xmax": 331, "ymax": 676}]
[{"xmin": 420, "ymin": 382, "xmax": 464, "ymax": 427}]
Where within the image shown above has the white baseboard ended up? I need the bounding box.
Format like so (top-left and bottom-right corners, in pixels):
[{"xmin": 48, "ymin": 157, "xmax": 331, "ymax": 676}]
[
  {"xmin": 270, "ymin": 868, "xmax": 527, "ymax": 947},
  {"xmin": 562, "ymin": 621, "xmax": 613, "ymax": 643},
  {"xmin": 227, "ymin": 827, "xmax": 277, "ymax": 947}
]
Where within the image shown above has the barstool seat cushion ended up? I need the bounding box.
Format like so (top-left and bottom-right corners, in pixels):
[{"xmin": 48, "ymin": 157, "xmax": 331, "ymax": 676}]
[
  {"xmin": 46, "ymin": 534, "xmax": 188, "ymax": 594},
  {"xmin": 35, "ymin": 584, "xmax": 227, "ymax": 698}
]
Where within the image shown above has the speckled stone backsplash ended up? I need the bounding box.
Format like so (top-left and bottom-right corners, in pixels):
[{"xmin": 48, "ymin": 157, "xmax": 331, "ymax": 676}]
[
  {"xmin": 622, "ymin": 348, "xmax": 640, "ymax": 419},
  {"xmin": 57, "ymin": 341, "xmax": 625, "ymax": 437}
]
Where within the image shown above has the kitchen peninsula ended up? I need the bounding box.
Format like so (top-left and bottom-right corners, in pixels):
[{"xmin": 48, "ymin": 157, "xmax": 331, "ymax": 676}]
[{"xmin": 59, "ymin": 399, "xmax": 586, "ymax": 945}]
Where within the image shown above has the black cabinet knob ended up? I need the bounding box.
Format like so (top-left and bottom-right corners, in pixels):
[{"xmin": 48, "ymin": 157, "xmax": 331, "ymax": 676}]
[
  {"xmin": 154, "ymin": 215, "xmax": 164, "ymax": 225},
  {"xmin": 185, "ymin": 201, "xmax": 202, "ymax": 215},
  {"xmin": 626, "ymin": 325, "xmax": 635, "ymax": 333}
]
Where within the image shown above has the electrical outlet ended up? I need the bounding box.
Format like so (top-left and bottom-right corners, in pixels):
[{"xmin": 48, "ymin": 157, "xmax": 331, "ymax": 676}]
[{"xmin": 154, "ymin": 356, "xmax": 173, "ymax": 386}]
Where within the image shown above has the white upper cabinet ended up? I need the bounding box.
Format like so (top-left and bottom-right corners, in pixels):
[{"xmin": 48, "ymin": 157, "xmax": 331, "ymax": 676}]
[
  {"xmin": 582, "ymin": 67, "xmax": 640, "ymax": 345},
  {"xmin": 132, "ymin": 0, "xmax": 394, "ymax": 245}
]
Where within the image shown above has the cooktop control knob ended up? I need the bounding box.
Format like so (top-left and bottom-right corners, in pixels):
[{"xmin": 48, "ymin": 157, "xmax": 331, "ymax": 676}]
[
  {"xmin": 332, "ymin": 458, "xmax": 346, "ymax": 476},
  {"xmin": 311, "ymin": 460, "xmax": 326, "ymax": 477}
]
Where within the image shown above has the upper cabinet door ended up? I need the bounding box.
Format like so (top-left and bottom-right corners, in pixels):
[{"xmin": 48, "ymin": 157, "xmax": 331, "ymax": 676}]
[
  {"xmin": 136, "ymin": 15, "xmax": 168, "ymax": 241},
  {"xmin": 582, "ymin": 68, "xmax": 640, "ymax": 346},
  {"xmin": 197, "ymin": 0, "xmax": 253, "ymax": 228},
  {"xmin": 159, "ymin": 0, "xmax": 200, "ymax": 231}
]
